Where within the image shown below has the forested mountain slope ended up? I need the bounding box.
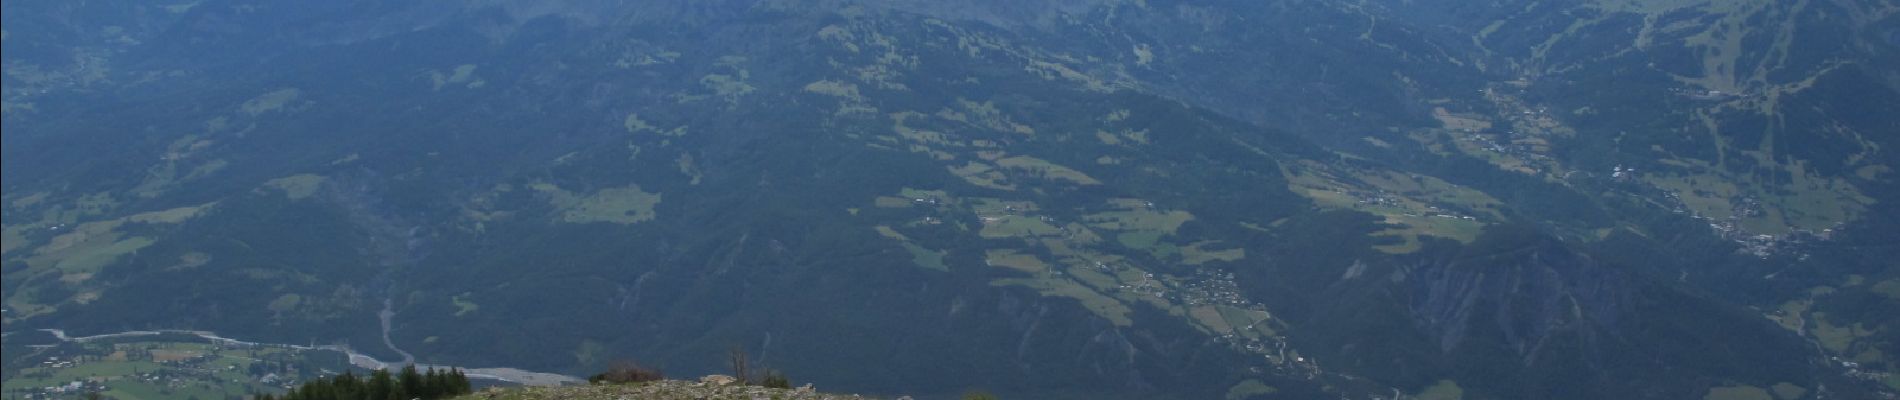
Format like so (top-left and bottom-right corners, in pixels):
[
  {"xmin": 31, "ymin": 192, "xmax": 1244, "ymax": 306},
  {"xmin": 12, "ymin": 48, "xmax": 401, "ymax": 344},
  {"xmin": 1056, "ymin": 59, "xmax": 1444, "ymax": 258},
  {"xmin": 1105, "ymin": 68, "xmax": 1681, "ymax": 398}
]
[{"xmin": 4, "ymin": 1, "xmax": 1896, "ymax": 398}]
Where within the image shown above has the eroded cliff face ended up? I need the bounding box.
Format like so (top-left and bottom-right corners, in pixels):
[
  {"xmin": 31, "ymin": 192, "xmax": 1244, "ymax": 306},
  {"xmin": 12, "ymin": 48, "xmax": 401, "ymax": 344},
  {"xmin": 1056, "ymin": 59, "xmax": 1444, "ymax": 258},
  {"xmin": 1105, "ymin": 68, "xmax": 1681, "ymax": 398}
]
[
  {"xmin": 1410, "ymin": 237, "xmax": 1629, "ymax": 360},
  {"xmin": 1387, "ymin": 228, "xmax": 1835, "ymax": 399}
]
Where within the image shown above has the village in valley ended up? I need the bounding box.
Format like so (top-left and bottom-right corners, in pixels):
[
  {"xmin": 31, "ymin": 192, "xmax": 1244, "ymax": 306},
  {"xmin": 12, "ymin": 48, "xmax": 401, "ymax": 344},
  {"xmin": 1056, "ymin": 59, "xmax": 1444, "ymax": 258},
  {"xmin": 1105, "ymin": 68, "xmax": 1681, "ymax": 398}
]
[
  {"xmin": 1416, "ymin": 77, "xmax": 1864, "ymax": 260},
  {"xmin": 865, "ymin": 186, "xmax": 1328, "ymax": 384},
  {"xmin": 1, "ymin": 333, "xmax": 353, "ymax": 400}
]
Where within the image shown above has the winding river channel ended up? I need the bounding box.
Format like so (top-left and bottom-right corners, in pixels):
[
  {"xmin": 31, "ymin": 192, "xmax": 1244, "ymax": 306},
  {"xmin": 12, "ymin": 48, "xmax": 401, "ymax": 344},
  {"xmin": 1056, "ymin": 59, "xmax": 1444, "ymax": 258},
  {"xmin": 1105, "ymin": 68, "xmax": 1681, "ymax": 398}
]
[{"xmin": 31, "ymin": 328, "xmax": 580, "ymax": 386}]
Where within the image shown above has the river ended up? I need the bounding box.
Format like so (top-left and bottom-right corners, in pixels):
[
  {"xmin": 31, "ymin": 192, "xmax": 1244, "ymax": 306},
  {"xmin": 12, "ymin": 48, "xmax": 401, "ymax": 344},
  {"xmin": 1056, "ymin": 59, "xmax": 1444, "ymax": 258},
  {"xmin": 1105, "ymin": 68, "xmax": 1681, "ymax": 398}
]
[{"xmin": 34, "ymin": 328, "xmax": 580, "ymax": 386}]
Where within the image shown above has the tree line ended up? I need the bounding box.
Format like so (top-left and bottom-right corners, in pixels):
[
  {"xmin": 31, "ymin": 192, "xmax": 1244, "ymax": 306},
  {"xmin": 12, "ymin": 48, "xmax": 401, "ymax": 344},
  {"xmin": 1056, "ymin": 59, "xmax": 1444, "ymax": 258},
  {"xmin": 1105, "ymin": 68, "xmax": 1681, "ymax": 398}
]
[{"xmin": 258, "ymin": 365, "xmax": 471, "ymax": 400}]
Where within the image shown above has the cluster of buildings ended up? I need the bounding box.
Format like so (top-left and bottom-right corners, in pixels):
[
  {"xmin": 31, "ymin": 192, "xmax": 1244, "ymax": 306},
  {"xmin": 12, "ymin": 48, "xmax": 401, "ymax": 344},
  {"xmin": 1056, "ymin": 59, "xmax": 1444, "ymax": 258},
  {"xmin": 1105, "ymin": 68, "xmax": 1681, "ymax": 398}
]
[
  {"xmin": 6, "ymin": 343, "xmax": 314, "ymax": 400},
  {"xmin": 1178, "ymin": 270, "xmax": 1249, "ymax": 308},
  {"xmin": 1833, "ymin": 356, "xmax": 1894, "ymax": 384},
  {"xmin": 1697, "ymin": 215, "xmax": 1838, "ymax": 259},
  {"xmin": 1633, "ymin": 176, "xmax": 1839, "ymax": 258},
  {"xmin": 12, "ymin": 380, "xmax": 102, "ymax": 399},
  {"xmin": 32, "ymin": 357, "xmax": 77, "ymax": 370}
]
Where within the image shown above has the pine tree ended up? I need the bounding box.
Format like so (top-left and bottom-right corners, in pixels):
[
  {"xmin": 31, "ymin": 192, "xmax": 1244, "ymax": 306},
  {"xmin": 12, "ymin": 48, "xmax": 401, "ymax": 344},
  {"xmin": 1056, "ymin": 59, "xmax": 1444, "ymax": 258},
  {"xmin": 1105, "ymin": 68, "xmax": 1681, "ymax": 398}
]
[
  {"xmin": 426, "ymin": 367, "xmax": 449, "ymax": 398},
  {"xmin": 398, "ymin": 365, "xmax": 423, "ymax": 399},
  {"xmin": 272, "ymin": 367, "xmax": 470, "ymax": 400},
  {"xmin": 449, "ymin": 368, "xmax": 471, "ymax": 396},
  {"xmin": 368, "ymin": 369, "xmax": 394, "ymax": 400}
]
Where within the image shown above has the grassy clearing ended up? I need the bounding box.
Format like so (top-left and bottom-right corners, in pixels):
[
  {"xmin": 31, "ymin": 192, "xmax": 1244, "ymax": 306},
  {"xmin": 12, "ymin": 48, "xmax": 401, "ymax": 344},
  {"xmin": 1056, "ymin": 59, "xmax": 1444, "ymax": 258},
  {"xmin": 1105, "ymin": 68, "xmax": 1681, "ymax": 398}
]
[
  {"xmin": 899, "ymin": 188, "xmax": 950, "ymax": 200},
  {"xmin": 1809, "ymin": 312, "xmax": 1871, "ymax": 353},
  {"xmin": 901, "ymin": 243, "xmax": 949, "ymax": 271},
  {"xmin": 1871, "ymin": 279, "xmax": 1900, "ymax": 300},
  {"xmin": 1647, "ymin": 154, "xmax": 1871, "ymax": 235},
  {"xmin": 534, "ymin": 183, "xmax": 662, "ymax": 224},
  {"xmin": 1433, "ymin": 107, "xmax": 1492, "ymax": 131},
  {"xmin": 1854, "ymin": 348, "xmax": 1885, "ymax": 365},
  {"xmin": 1064, "ymin": 223, "xmax": 1106, "ymax": 245},
  {"xmin": 1225, "ymin": 379, "xmax": 1277, "ymax": 400},
  {"xmin": 133, "ymin": 161, "xmax": 181, "ymax": 198},
  {"xmin": 873, "ymin": 196, "xmax": 914, "ymax": 208},
  {"xmin": 1087, "ymin": 209, "xmax": 1192, "ymax": 234},
  {"xmin": 877, "ymin": 226, "xmax": 948, "ymax": 271},
  {"xmin": 1081, "ymin": 201, "xmax": 1194, "ymax": 258},
  {"xmin": 1189, "ymin": 305, "xmax": 1234, "ymax": 334},
  {"xmin": 241, "ymin": 88, "xmax": 300, "ymax": 115},
  {"xmin": 187, "ymin": 159, "xmax": 230, "ymax": 181},
  {"xmin": 1703, "ymin": 385, "xmax": 1773, "ymax": 400},
  {"xmin": 979, "ymin": 215, "xmax": 1061, "ymax": 238},
  {"xmin": 1182, "ymin": 241, "xmax": 1245, "ymax": 265},
  {"xmin": 1769, "ymin": 382, "xmax": 1806, "ymax": 400},
  {"xmin": 70, "ymin": 192, "xmax": 119, "ymax": 219},
  {"xmin": 1116, "ymin": 231, "xmax": 1171, "ymax": 253},
  {"xmin": 855, "ymin": 176, "xmax": 1285, "ymax": 350},
  {"xmin": 1095, "ymin": 128, "xmax": 1150, "ymax": 145},
  {"xmin": 1654, "ymin": 173, "xmax": 1746, "ymax": 219},
  {"xmin": 10, "ymin": 192, "xmax": 50, "ymax": 209},
  {"xmin": 36, "ymin": 220, "xmax": 119, "ymax": 254},
  {"xmin": 1283, "ymin": 161, "xmax": 1494, "ymax": 253},
  {"xmin": 967, "ymin": 198, "xmax": 1036, "ymax": 214},
  {"xmin": 995, "ymin": 156, "xmax": 1100, "ymax": 185},
  {"xmin": 803, "ymin": 80, "xmax": 863, "ymax": 100},
  {"xmin": 1371, "ymin": 214, "xmax": 1486, "ymax": 254},
  {"xmin": 453, "ymin": 292, "xmax": 480, "ymax": 317},
  {"xmin": 675, "ymin": 153, "xmax": 702, "ymax": 184},
  {"xmin": 1772, "ymin": 160, "xmax": 1872, "ymax": 230},
  {"xmin": 985, "ymin": 249, "xmax": 1048, "ymax": 274},
  {"xmin": 1354, "ymin": 169, "xmax": 1501, "ymax": 215},
  {"xmin": 889, "ymin": 112, "xmax": 955, "ymax": 146},
  {"xmin": 127, "ymin": 203, "xmax": 216, "ymax": 224},
  {"xmin": 700, "ymin": 73, "xmax": 754, "ymax": 103},
  {"xmin": 1857, "ymin": 165, "xmax": 1891, "ymax": 180},
  {"xmin": 1772, "ymin": 296, "xmax": 1814, "ymax": 330},
  {"xmin": 2, "ymin": 224, "xmax": 32, "ymax": 255},
  {"xmin": 1217, "ymin": 306, "xmax": 1276, "ymax": 338},
  {"xmin": 566, "ymin": 188, "xmax": 662, "ymax": 224},
  {"xmin": 623, "ymin": 113, "xmax": 688, "ymax": 136},
  {"xmin": 25, "ymin": 223, "xmax": 155, "ymax": 280},
  {"xmin": 624, "ymin": 113, "xmax": 654, "ymax": 133},
  {"xmin": 265, "ymin": 174, "xmax": 325, "ymax": 200},
  {"xmin": 1025, "ymin": 59, "xmax": 1114, "ymax": 92},
  {"xmin": 267, "ymin": 293, "xmax": 301, "ymax": 313},
  {"xmin": 429, "ymin": 64, "xmax": 484, "ymax": 90},
  {"xmin": 874, "ymin": 226, "xmax": 909, "ymax": 241},
  {"xmin": 1415, "ymin": 380, "xmax": 1464, "ymax": 400},
  {"xmin": 873, "ymin": 189, "xmax": 951, "ymax": 208},
  {"xmin": 1065, "ymin": 266, "xmax": 1123, "ymax": 292},
  {"xmin": 949, "ymin": 162, "xmax": 1014, "ymax": 191}
]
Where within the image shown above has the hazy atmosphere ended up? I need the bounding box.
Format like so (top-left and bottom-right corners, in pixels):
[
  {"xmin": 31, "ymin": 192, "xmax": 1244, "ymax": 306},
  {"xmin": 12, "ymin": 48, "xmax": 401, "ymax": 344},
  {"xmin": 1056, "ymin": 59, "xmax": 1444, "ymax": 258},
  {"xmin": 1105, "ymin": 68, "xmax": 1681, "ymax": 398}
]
[{"xmin": 3, "ymin": 1, "xmax": 1899, "ymax": 399}]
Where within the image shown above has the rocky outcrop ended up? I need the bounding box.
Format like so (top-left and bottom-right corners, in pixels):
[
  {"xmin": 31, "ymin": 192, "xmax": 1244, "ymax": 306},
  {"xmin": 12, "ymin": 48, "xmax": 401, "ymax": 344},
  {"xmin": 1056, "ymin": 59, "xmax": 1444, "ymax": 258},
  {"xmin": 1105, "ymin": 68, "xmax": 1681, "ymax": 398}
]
[{"xmin": 1409, "ymin": 235, "xmax": 1631, "ymax": 363}]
